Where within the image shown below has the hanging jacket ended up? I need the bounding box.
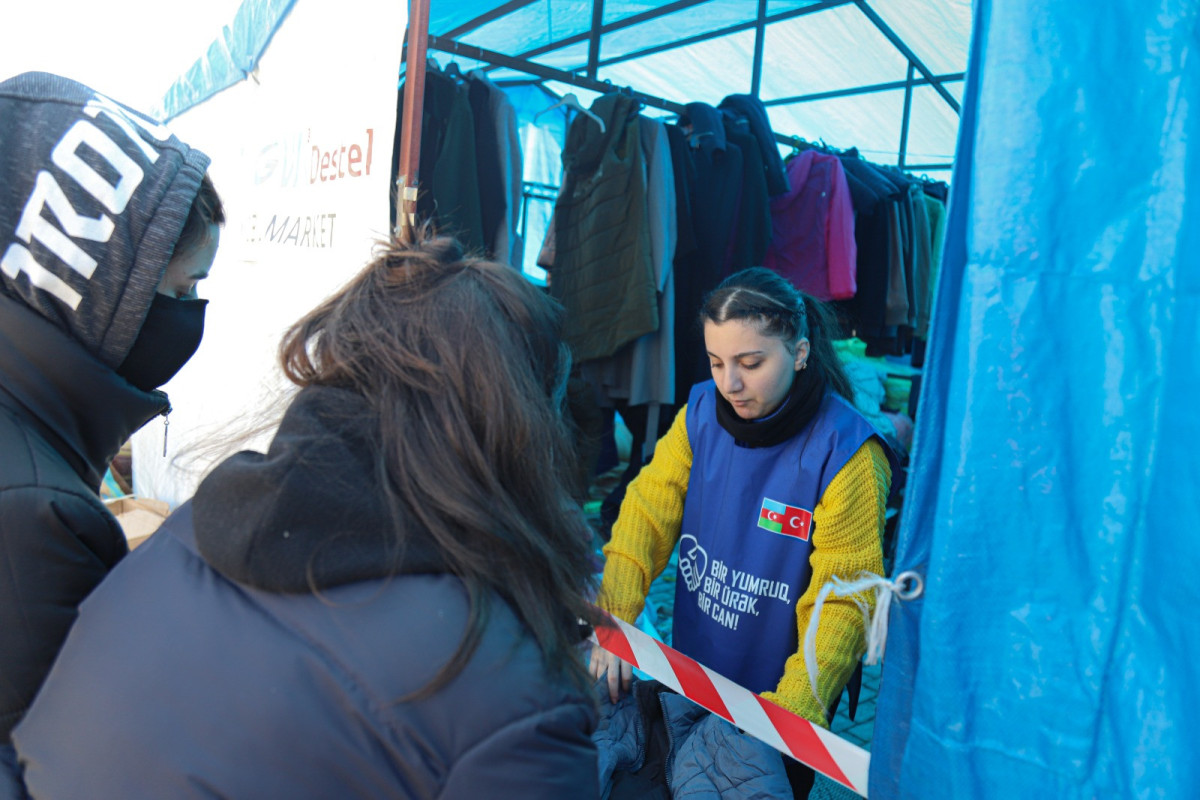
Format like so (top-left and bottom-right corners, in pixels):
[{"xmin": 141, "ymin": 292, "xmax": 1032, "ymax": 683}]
[
  {"xmin": 907, "ymin": 182, "xmax": 934, "ymax": 334},
  {"xmin": 14, "ymin": 386, "xmax": 599, "ymax": 798},
  {"xmin": 581, "ymin": 115, "xmax": 677, "ymax": 409},
  {"xmin": 869, "ymin": 165, "xmax": 916, "ymax": 328},
  {"xmin": 837, "ymin": 153, "xmax": 901, "ymax": 339},
  {"xmin": 666, "ymin": 124, "xmax": 712, "ymax": 407},
  {"xmin": 717, "ymin": 94, "xmax": 789, "ymax": 198},
  {"xmin": 467, "ymin": 73, "xmax": 505, "ymax": 258},
  {"xmin": 723, "ymin": 115, "xmax": 772, "ymax": 273},
  {"xmin": 682, "ymin": 102, "xmax": 744, "ymax": 280},
  {"xmin": 763, "ymin": 150, "xmax": 857, "ymax": 301},
  {"xmin": 0, "ymin": 72, "xmax": 208, "ymax": 745},
  {"xmin": 918, "ymin": 194, "xmax": 948, "ymax": 339},
  {"xmin": 468, "ymin": 70, "xmax": 524, "ymax": 268},
  {"xmin": 394, "ymin": 68, "xmax": 485, "ymax": 252},
  {"xmin": 553, "ymin": 93, "xmax": 657, "ymax": 362}
]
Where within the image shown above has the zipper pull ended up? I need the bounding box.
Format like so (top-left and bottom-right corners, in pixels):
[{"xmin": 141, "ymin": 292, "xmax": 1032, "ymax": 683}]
[{"xmin": 162, "ymin": 408, "xmax": 170, "ymax": 457}]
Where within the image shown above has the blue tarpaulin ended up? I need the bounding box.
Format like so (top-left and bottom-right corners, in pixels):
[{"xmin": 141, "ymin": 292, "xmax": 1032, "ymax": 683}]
[{"xmin": 872, "ymin": 1, "xmax": 1200, "ymax": 797}]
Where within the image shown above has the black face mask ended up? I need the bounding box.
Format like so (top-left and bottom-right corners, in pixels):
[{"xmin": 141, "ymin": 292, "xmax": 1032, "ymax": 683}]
[{"xmin": 116, "ymin": 293, "xmax": 208, "ymax": 392}]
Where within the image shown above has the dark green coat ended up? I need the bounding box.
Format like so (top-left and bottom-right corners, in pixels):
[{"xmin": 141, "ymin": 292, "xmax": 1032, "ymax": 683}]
[{"xmin": 552, "ymin": 94, "xmax": 657, "ymax": 363}]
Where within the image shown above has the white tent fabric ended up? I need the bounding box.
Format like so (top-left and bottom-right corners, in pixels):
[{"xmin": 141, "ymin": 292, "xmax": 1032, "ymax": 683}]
[{"xmin": 162, "ymin": 0, "xmax": 969, "ymax": 172}]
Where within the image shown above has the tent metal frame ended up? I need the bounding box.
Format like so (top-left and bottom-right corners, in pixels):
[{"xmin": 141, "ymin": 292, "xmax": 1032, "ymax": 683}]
[{"xmin": 397, "ymin": 0, "xmax": 958, "ymax": 224}]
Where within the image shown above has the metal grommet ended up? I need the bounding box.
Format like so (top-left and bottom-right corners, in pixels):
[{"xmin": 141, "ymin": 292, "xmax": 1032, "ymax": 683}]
[{"xmin": 894, "ymin": 570, "xmax": 924, "ymax": 601}]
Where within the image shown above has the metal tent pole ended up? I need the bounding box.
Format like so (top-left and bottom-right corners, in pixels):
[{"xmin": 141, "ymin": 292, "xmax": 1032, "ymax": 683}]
[
  {"xmin": 853, "ymin": 0, "xmax": 960, "ymax": 114},
  {"xmin": 898, "ymin": 62, "xmax": 915, "ymax": 169},
  {"xmin": 750, "ymin": 0, "xmax": 767, "ymax": 97},
  {"xmin": 762, "ymin": 72, "xmax": 963, "ymax": 106},
  {"xmin": 396, "ymin": 0, "xmax": 431, "ymax": 238},
  {"xmin": 442, "ymin": 0, "xmax": 538, "ymax": 39},
  {"xmin": 586, "ymin": 0, "xmax": 605, "ymax": 79}
]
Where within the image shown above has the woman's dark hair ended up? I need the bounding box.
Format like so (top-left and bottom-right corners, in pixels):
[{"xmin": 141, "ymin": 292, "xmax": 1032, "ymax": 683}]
[
  {"xmin": 278, "ymin": 232, "xmax": 602, "ymax": 694},
  {"xmin": 175, "ymin": 172, "xmax": 225, "ymax": 258},
  {"xmin": 700, "ymin": 267, "xmax": 853, "ymax": 400}
]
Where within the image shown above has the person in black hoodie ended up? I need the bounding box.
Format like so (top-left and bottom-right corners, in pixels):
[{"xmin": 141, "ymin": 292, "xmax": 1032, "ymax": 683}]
[
  {"xmin": 14, "ymin": 233, "xmax": 605, "ymax": 798},
  {"xmin": 0, "ymin": 72, "xmax": 222, "ymax": 796}
]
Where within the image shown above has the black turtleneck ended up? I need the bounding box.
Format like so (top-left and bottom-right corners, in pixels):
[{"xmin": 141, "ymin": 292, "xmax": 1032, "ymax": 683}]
[{"xmin": 714, "ymin": 367, "xmax": 827, "ymax": 448}]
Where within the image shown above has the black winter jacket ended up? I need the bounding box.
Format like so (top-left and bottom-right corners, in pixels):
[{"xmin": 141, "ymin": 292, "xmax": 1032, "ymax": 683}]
[
  {"xmin": 0, "ymin": 72, "xmax": 208, "ymax": 744},
  {"xmin": 14, "ymin": 387, "xmax": 600, "ymax": 798}
]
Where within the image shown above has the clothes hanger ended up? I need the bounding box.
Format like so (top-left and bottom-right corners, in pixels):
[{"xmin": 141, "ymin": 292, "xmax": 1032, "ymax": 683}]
[{"xmin": 534, "ymin": 92, "xmax": 606, "ymax": 134}]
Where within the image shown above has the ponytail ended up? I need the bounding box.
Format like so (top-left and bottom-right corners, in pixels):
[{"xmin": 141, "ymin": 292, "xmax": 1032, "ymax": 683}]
[{"xmin": 800, "ymin": 293, "xmax": 853, "ymax": 400}]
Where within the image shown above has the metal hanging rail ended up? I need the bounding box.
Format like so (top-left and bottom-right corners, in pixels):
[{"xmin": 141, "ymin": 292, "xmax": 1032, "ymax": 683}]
[
  {"xmin": 762, "ymin": 73, "xmax": 964, "ymax": 107},
  {"xmin": 442, "ymin": 0, "xmax": 539, "ymax": 40},
  {"xmin": 426, "ymin": 34, "xmax": 953, "ymax": 171},
  {"xmin": 898, "ymin": 63, "xmax": 916, "ymax": 169},
  {"xmin": 750, "ymin": 0, "xmax": 768, "ymax": 98},
  {"xmin": 427, "ymin": 35, "xmax": 688, "ymax": 116}
]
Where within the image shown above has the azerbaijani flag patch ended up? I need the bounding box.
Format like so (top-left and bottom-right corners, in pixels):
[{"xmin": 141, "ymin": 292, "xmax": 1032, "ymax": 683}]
[{"xmin": 758, "ymin": 498, "xmax": 813, "ymax": 541}]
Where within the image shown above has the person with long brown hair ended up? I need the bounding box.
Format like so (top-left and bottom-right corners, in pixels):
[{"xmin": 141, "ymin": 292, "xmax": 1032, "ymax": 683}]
[
  {"xmin": 590, "ymin": 266, "xmax": 897, "ymax": 797},
  {"xmin": 14, "ymin": 235, "xmax": 605, "ymax": 798}
]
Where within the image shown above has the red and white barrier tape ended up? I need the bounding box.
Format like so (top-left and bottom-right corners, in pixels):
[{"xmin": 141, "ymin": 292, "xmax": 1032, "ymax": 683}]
[{"xmin": 593, "ymin": 614, "xmax": 871, "ymax": 797}]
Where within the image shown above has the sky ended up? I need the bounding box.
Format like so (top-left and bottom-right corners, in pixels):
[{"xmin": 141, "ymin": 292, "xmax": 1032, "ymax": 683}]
[{"xmin": 2, "ymin": 0, "xmax": 245, "ymax": 114}]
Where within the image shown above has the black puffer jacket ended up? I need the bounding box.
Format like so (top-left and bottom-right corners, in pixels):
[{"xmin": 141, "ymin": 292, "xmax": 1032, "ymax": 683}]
[
  {"xmin": 0, "ymin": 72, "xmax": 209, "ymax": 744},
  {"xmin": 14, "ymin": 387, "xmax": 599, "ymax": 798}
]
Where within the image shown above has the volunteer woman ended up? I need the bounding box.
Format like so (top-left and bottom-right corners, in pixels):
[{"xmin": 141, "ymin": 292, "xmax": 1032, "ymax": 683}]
[{"xmin": 590, "ymin": 267, "xmax": 894, "ymax": 794}]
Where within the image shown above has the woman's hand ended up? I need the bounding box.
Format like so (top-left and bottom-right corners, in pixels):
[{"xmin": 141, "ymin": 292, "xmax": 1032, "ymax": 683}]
[{"xmin": 589, "ymin": 644, "xmax": 633, "ymax": 704}]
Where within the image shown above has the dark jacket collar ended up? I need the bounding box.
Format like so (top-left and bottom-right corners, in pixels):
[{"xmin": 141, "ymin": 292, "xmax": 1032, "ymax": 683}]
[
  {"xmin": 561, "ymin": 92, "xmax": 640, "ymax": 175},
  {"xmin": 0, "ymin": 291, "xmax": 168, "ymax": 488},
  {"xmin": 193, "ymin": 385, "xmax": 448, "ymax": 593},
  {"xmin": 682, "ymin": 102, "xmax": 727, "ymax": 155}
]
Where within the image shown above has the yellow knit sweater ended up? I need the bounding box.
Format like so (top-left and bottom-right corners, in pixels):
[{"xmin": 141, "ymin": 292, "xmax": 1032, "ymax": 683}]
[{"xmin": 598, "ymin": 405, "xmax": 890, "ymax": 727}]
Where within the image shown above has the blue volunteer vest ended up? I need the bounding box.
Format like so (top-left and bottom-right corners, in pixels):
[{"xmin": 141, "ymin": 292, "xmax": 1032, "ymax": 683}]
[{"xmin": 673, "ymin": 380, "xmax": 883, "ymax": 694}]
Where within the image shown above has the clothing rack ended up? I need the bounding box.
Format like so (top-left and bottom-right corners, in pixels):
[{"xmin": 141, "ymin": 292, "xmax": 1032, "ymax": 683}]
[
  {"xmin": 425, "ymin": 36, "xmax": 953, "ymax": 173},
  {"xmin": 426, "ymin": 35, "xmax": 688, "ymax": 117},
  {"xmin": 784, "ymin": 135, "xmax": 951, "ymax": 182}
]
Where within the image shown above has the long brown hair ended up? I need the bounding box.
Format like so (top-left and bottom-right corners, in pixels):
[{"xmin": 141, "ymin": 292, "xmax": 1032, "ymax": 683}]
[{"xmin": 279, "ymin": 233, "xmax": 602, "ymax": 693}]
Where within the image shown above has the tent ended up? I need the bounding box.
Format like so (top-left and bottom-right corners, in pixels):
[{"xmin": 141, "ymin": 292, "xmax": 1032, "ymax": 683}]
[
  {"xmin": 160, "ymin": 0, "xmax": 968, "ymax": 175},
  {"xmin": 153, "ymin": 0, "xmax": 969, "ymax": 279},
  {"xmin": 138, "ymin": 0, "xmax": 969, "ymax": 498},
  {"xmin": 130, "ymin": 0, "xmax": 1197, "ymax": 797}
]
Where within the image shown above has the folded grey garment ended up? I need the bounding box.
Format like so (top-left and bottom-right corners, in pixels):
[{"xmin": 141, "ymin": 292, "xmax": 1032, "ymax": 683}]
[
  {"xmin": 667, "ymin": 700, "xmax": 792, "ymax": 800},
  {"xmin": 593, "ymin": 677, "xmax": 645, "ymax": 792}
]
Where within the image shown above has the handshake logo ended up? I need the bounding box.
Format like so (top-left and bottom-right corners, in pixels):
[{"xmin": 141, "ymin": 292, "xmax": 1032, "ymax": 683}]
[{"xmin": 678, "ymin": 535, "xmax": 708, "ymax": 593}]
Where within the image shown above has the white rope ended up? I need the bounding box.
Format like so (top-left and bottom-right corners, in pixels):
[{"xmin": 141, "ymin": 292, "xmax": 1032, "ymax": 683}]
[{"xmin": 803, "ymin": 570, "xmax": 924, "ymax": 702}]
